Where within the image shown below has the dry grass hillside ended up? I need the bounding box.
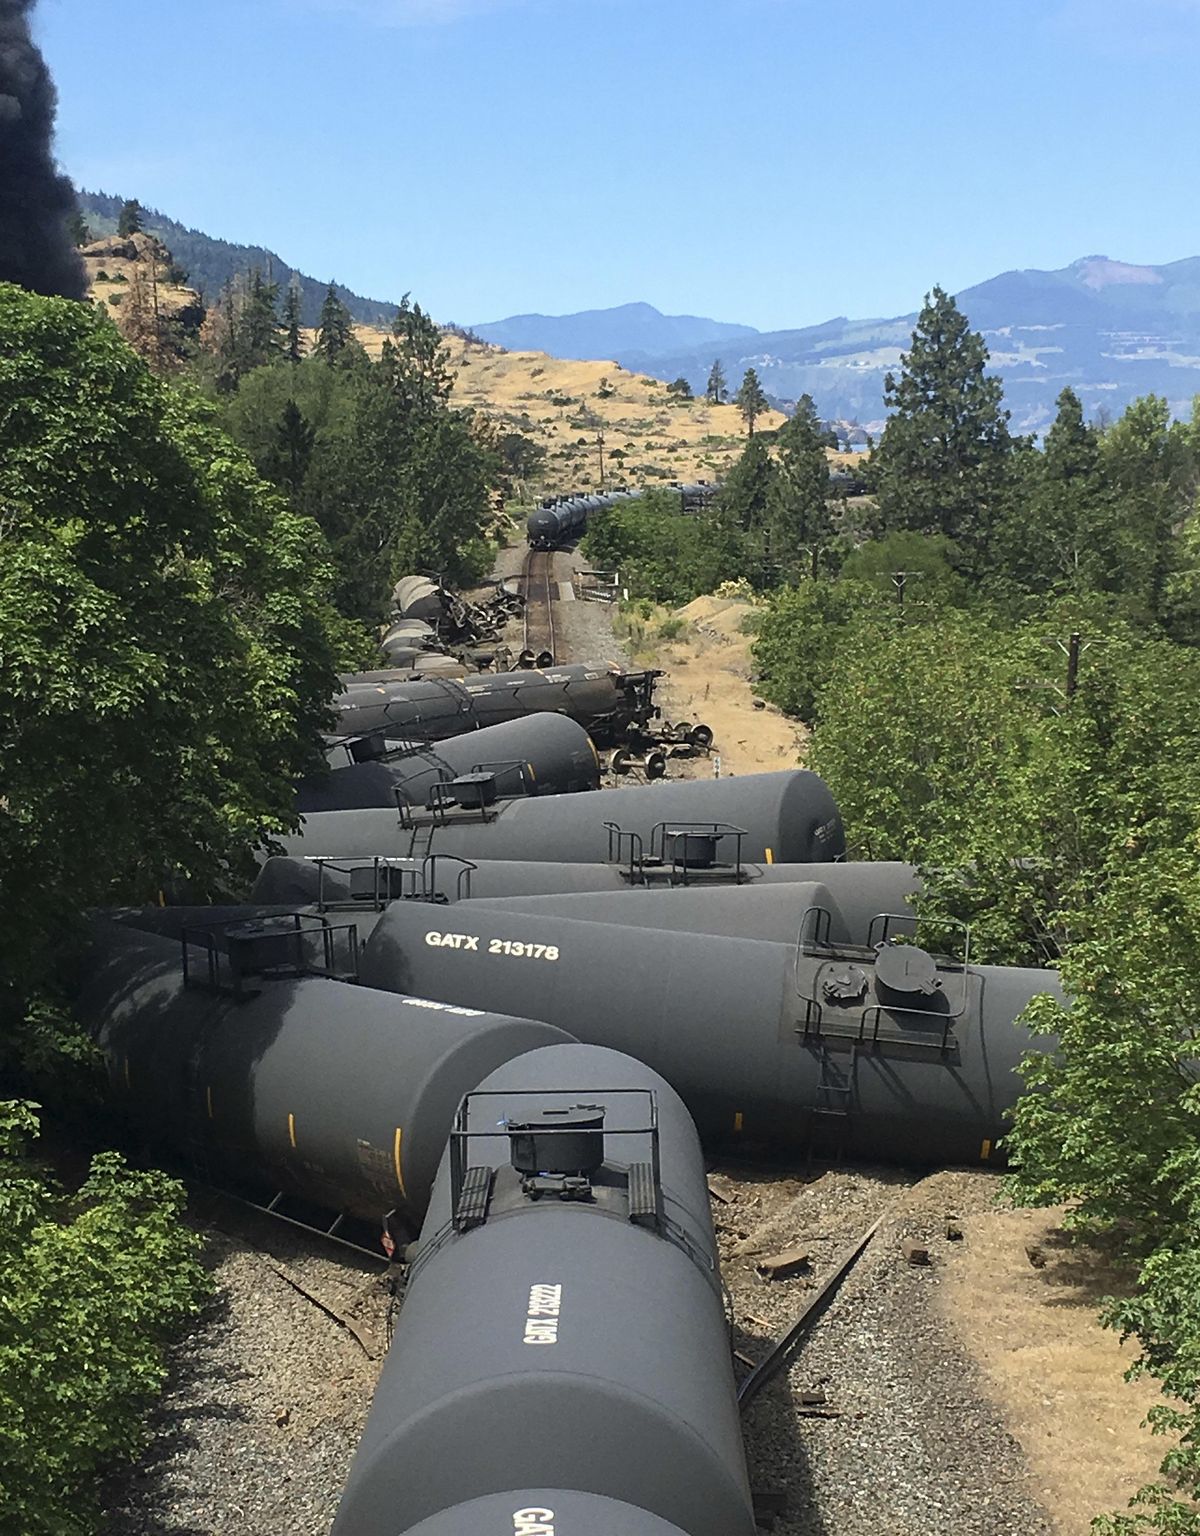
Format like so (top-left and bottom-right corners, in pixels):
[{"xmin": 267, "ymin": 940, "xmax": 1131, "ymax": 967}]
[
  {"xmin": 82, "ymin": 233, "xmax": 204, "ymax": 329},
  {"xmin": 354, "ymin": 325, "xmax": 786, "ymax": 493}
]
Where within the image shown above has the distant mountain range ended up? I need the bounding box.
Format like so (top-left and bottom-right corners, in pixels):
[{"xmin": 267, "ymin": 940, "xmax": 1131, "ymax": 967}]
[
  {"xmin": 480, "ymin": 258, "xmax": 1200, "ymax": 434},
  {"xmin": 72, "ymin": 192, "xmax": 1200, "ymax": 433},
  {"xmin": 77, "ymin": 190, "xmax": 398, "ymax": 329},
  {"xmin": 471, "ymin": 301, "xmax": 757, "ymax": 361}
]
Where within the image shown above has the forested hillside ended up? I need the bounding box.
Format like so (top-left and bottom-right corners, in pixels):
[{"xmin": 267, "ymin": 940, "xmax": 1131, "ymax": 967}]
[{"xmin": 77, "ymin": 190, "xmax": 398, "ymax": 327}]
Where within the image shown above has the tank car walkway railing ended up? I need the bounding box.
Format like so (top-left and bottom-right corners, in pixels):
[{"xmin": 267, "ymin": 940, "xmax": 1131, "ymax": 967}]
[
  {"xmin": 603, "ymin": 820, "xmax": 749, "ymax": 886},
  {"xmin": 793, "ymin": 908, "xmax": 972, "ymax": 1056},
  {"xmin": 180, "ymin": 912, "xmax": 360, "ymax": 998}
]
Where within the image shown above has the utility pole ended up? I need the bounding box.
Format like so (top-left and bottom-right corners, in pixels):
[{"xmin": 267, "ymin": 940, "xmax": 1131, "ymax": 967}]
[
  {"xmin": 596, "ymin": 429, "xmax": 606, "ymax": 490},
  {"xmin": 1065, "ymin": 631, "xmax": 1081, "ymax": 700},
  {"xmin": 890, "ymin": 570, "xmax": 922, "ymax": 611}
]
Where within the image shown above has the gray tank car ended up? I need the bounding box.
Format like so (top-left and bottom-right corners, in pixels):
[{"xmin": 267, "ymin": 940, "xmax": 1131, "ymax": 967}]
[
  {"xmin": 334, "ymin": 663, "xmax": 659, "ymax": 747},
  {"xmin": 252, "ymin": 853, "xmax": 902, "ymax": 910},
  {"xmin": 298, "ymin": 714, "xmax": 601, "ymax": 813},
  {"xmin": 279, "ymin": 769, "xmax": 846, "ymax": 868},
  {"xmin": 331, "ymin": 1042, "xmax": 755, "ymax": 1536},
  {"xmin": 357, "ymin": 904, "xmax": 1062, "ymax": 1165},
  {"xmin": 75, "ymin": 918, "xmax": 571, "ymax": 1230},
  {"xmin": 461, "ymin": 864, "xmax": 921, "ymax": 946}
]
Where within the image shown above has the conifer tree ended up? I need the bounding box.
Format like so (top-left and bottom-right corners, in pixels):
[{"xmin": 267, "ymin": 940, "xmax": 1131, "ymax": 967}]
[
  {"xmin": 770, "ymin": 393, "xmax": 832, "ymax": 573},
  {"xmin": 996, "ymin": 387, "xmax": 1106, "ymax": 594},
  {"xmin": 871, "ymin": 286, "xmax": 1014, "ymax": 555},
  {"xmin": 282, "ymin": 278, "xmax": 305, "ymax": 365},
  {"xmin": 314, "ymin": 282, "xmax": 358, "ymax": 366},
  {"xmin": 734, "ymin": 367, "xmax": 769, "ymax": 435},
  {"xmin": 268, "ymin": 399, "xmax": 317, "ymax": 498},
  {"xmin": 706, "ymin": 357, "xmax": 728, "ymax": 405},
  {"xmin": 117, "ymin": 198, "xmax": 144, "ymax": 237},
  {"xmin": 719, "ymin": 434, "xmax": 776, "ymax": 533},
  {"xmin": 240, "ymin": 269, "xmax": 283, "ymax": 368},
  {"xmin": 387, "ymin": 292, "xmax": 453, "ymax": 407}
]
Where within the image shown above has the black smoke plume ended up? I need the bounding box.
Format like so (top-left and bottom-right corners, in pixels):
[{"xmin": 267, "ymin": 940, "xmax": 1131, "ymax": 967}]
[{"xmin": 0, "ymin": 0, "xmax": 85, "ymax": 299}]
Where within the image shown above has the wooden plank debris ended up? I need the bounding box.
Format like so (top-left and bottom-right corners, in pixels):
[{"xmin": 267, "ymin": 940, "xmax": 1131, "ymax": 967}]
[{"xmin": 756, "ymin": 1248, "xmax": 810, "ymax": 1281}]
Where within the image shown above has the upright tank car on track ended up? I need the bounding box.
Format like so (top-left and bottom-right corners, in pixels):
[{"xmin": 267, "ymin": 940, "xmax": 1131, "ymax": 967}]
[{"xmin": 526, "ymin": 484, "xmax": 718, "ymax": 550}]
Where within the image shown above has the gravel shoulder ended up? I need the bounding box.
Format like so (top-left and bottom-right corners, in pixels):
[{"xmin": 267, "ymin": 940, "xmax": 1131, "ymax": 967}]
[{"xmin": 103, "ymin": 1194, "xmax": 394, "ymax": 1536}]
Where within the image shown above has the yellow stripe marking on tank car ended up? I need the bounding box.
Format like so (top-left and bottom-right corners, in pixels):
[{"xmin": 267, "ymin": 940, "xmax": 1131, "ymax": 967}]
[
  {"xmin": 765, "ymin": 847, "xmax": 774, "ymax": 865},
  {"xmin": 288, "ymin": 1112, "xmax": 297, "ymax": 1149},
  {"xmin": 734, "ymin": 1111, "xmax": 744, "ymax": 1133},
  {"xmin": 206, "ymin": 1086, "xmax": 214, "ymax": 1120},
  {"xmin": 393, "ymin": 1127, "xmax": 408, "ymax": 1199},
  {"xmin": 526, "ymin": 761, "xmax": 537, "ymax": 783},
  {"xmin": 980, "ymin": 1138, "xmax": 992, "ymax": 1162}
]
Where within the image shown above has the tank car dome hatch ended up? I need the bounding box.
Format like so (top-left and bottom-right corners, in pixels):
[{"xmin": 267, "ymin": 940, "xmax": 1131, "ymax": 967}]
[
  {"xmin": 874, "ymin": 941, "xmax": 943, "ymax": 999},
  {"xmin": 507, "ymin": 1105, "xmax": 606, "ymax": 1176},
  {"xmin": 400, "ymin": 1491, "xmax": 693, "ymax": 1536}
]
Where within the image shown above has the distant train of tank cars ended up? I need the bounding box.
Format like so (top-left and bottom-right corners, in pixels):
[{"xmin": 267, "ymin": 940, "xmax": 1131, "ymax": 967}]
[
  {"xmin": 527, "ymin": 483, "xmax": 719, "ymax": 550},
  {"xmin": 74, "ymin": 678, "xmax": 1066, "ymax": 1535}
]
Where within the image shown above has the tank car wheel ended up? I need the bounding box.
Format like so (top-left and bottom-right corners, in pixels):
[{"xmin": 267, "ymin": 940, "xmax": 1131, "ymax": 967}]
[
  {"xmin": 688, "ymin": 724, "xmax": 714, "ymax": 751},
  {"xmin": 645, "ymin": 751, "xmax": 668, "ymax": 781}
]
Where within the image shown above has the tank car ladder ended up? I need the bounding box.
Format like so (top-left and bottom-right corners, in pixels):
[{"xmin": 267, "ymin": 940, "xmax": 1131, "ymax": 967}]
[{"xmin": 807, "ymin": 1042, "xmax": 857, "ymax": 1167}]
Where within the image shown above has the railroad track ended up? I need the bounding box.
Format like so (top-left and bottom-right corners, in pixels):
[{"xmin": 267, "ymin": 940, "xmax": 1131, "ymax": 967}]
[{"xmin": 522, "ymin": 546, "xmax": 557, "ymax": 662}]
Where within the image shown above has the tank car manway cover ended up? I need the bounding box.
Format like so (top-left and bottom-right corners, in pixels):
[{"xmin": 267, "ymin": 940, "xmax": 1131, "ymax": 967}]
[{"xmin": 874, "ymin": 942, "xmax": 943, "ymax": 996}]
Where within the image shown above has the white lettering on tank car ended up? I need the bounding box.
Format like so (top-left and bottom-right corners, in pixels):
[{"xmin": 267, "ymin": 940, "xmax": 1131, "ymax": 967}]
[
  {"xmin": 400, "ymin": 997, "xmax": 483, "ymax": 1017},
  {"xmin": 423, "ymin": 930, "xmax": 479, "ymax": 950},
  {"xmin": 522, "ymin": 1282, "xmax": 562, "ymax": 1345},
  {"xmin": 513, "ymin": 1511, "xmax": 554, "ymax": 1536},
  {"xmin": 424, "ymin": 930, "xmax": 560, "ymax": 961}
]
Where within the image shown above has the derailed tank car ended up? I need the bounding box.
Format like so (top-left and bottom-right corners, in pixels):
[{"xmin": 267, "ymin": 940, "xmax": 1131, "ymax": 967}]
[
  {"xmin": 300, "ymin": 713, "xmax": 601, "ymax": 813},
  {"xmin": 357, "ymin": 902, "xmax": 1062, "ymax": 1165},
  {"xmin": 334, "ymin": 663, "xmax": 661, "ymax": 748},
  {"xmin": 75, "ymin": 918, "xmax": 571, "ymax": 1230},
  {"xmin": 281, "ymin": 769, "xmax": 846, "ymax": 868},
  {"xmin": 330, "ymin": 1043, "xmax": 756, "ymax": 1536}
]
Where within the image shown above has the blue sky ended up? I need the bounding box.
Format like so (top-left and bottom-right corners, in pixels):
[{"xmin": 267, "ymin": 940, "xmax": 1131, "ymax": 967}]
[{"xmin": 33, "ymin": 0, "xmax": 1200, "ymax": 331}]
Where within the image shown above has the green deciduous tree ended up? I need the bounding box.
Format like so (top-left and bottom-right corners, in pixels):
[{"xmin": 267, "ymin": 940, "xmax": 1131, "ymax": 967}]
[
  {"xmin": 1005, "ymin": 850, "xmax": 1200, "ymax": 1535},
  {"xmin": 734, "ymin": 366, "xmax": 769, "ymax": 435},
  {"xmin": 871, "ymin": 286, "xmax": 1015, "ymax": 560},
  {"xmin": 0, "ymin": 1103, "xmax": 210, "ymax": 1536},
  {"xmin": 582, "ymin": 489, "xmax": 744, "ymax": 606},
  {"xmin": 0, "ymin": 284, "xmax": 348, "ymax": 1039},
  {"xmin": 667, "ymin": 376, "xmax": 693, "ymax": 400}
]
